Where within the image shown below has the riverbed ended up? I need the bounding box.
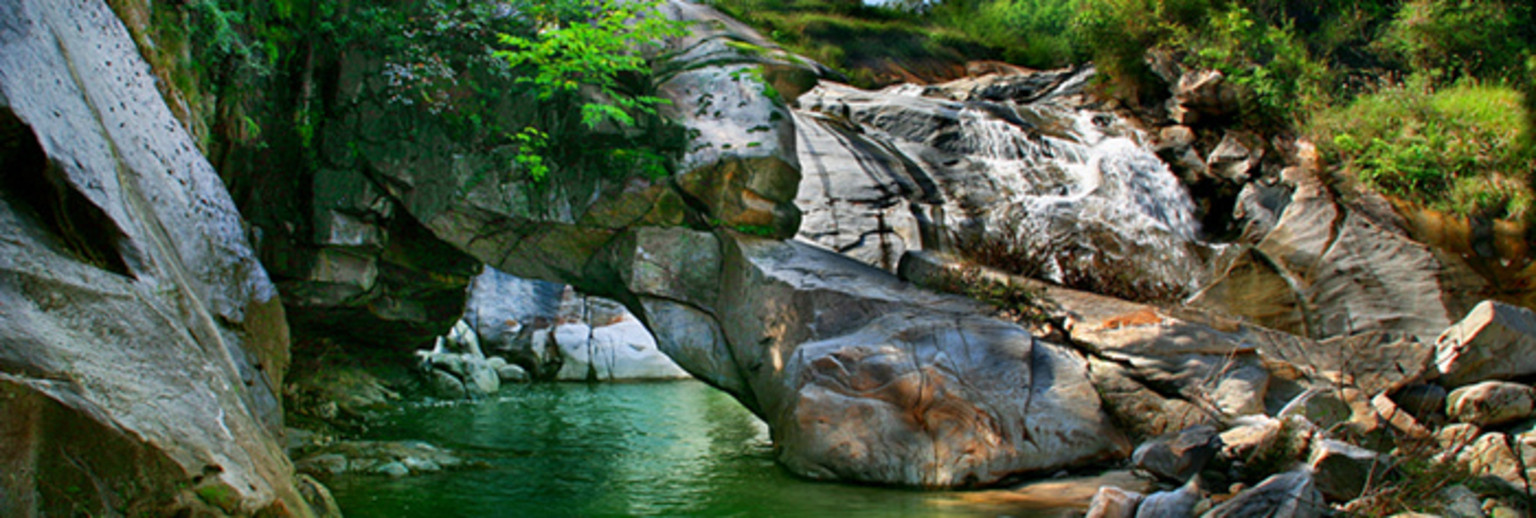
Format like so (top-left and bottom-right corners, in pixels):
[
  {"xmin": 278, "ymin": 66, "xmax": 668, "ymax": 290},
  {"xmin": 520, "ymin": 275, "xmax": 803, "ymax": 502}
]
[{"xmin": 325, "ymin": 381, "xmax": 1103, "ymax": 517}]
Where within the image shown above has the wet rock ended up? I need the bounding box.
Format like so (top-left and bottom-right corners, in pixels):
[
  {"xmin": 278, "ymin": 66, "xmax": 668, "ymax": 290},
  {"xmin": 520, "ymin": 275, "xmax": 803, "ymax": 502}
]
[
  {"xmin": 1307, "ymin": 439, "xmax": 1393, "ymax": 502},
  {"xmin": 1136, "ymin": 480, "xmax": 1202, "ymax": 518},
  {"xmin": 1202, "ymin": 470, "xmax": 1326, "ymax": 518},
  {"xmin": 426, "ymin": 369, "xmax": 467, "ymax": 399},
  {"xmin": 1087, "ymin": 486, "xmax": 1144, "ymax": 518},
  {"xmin": 1133, "ymin": 425, "xmax": 1223, "ymax": 483},
  {"xmin": 495, "ymin": 362, "xmax": 530, "ymax": 383},
  {"xmin": 1447, "ymin": 382, "xmax": 1536, "ymax": 427},
  {"xmin": 1436, "ymin": 301, "xmax": 1536, "ymax": 387},
  {"xmin": 376, "ymin": 462, "xmax": 410, "ymax": 478}
]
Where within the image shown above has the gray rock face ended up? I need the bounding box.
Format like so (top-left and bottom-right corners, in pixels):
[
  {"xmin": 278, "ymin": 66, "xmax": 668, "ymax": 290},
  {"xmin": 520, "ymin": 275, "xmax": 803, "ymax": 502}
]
[
  {"xmin": 0, "ymin": 0, "xmax": 313, "ymax": 514},
  {"xmin": 1307, "ymin": 439, "xmax": 1393, "ymax": 502},
  {"xmin": 1203, "ymin": 470, "xmax": 1327, "ymax": 518},
  {"xmin": 1132, "ymin": 425, "xmax": 1222, "ymax": 483},
  {"xmin": 1446, "ymin": 381, "xmax": 1536, "ymax": 427},
  {"xmin": 792, "ymin": 70, "xmax": 1212, "ymax": 298},
  {"xmin": 1192, "ymin": 166, "xmax": 1466, "ymax": 343},
  {"xmin": 463, "ymin": 267, "xmax": 689, "ymax": 381},
  {"xmin": 1436, "ymin": 301, "xmax": 1536, "ymax": 387}
]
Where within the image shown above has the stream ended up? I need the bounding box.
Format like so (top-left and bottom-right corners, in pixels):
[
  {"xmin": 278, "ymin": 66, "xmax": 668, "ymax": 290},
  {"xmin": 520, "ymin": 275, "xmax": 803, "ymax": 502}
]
[{"xmin": 326, "ymin": 381, "xmax": 1093, "ymax": 517}]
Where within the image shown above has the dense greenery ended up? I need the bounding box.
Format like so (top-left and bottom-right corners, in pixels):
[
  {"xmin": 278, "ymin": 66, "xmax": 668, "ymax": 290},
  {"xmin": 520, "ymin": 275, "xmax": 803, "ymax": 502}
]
[{"xmin": 712, "ymin": 0, "xmax": 1536, "ymax": 221}]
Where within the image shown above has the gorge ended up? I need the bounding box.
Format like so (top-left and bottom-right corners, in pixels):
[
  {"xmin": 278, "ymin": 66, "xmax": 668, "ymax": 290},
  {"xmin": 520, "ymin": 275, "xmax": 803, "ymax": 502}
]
[{"xmin": 3, "ymin": 0, "xmax": 1535, "ymax": 516}]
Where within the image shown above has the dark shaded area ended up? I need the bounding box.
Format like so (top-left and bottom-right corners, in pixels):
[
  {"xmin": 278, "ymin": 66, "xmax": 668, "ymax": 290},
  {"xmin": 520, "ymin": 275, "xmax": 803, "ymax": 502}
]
[{"xmin": 0, "ymin": 109, "xmax": 132, "ymax": 277}]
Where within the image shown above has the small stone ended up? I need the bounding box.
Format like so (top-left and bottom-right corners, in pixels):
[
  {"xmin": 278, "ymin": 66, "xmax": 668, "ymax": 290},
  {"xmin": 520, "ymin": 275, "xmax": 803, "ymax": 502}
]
[
  {"xmin": 375, "ymin": 461, "xmax": 410, "ymax": 478},
  {"xmin": 1219, "ymin": 415, "xmax": 1282, "ymax": 462},
  {"xmin": 1307, "ymin": 439, "xmax": 1393, "ymax": 502},
  {"xmin": 1447, "ymin": 381, "xmax": 1536, "ymax": 426},
  {"xmin": 1132, "ymin": 424, "xmax": 1222, "ymax": 483},
  {"xmin": 427, "ymin": 369, "xmax": 466, "ymax": 399},
  {"xmin": 1135, "ymin": 480, "xmax": 1200, "ymax": 518},
  {"xmin": 1158, "ymin": 125, "xmax": 1197, "ymax": 152},
  {"xmin": 1086, "ymin": 486, "xmax": 1143, "ymax": 518},
  {"xmin": 401, "ymin": 456, "xmax": 442, "ymax": 473},
  {"xmin": 1437, "ymin": 484, "xmax": 1485, "ymax": 518}
]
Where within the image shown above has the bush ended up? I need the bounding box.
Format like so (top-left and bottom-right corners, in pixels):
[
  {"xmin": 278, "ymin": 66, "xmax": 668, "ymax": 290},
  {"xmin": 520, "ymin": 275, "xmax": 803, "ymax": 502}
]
[
  {"xmin": 1378, "ymin": 0, "xmax": 1534, "ymax": 85},
  {"xmin": 1311, "ymin": 77, "xmax": 1535, "ymax": 220}
]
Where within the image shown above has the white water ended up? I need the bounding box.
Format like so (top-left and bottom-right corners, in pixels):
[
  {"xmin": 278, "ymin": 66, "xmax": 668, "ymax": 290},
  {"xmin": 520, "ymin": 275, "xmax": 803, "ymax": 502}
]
[{"xmin": 794, "ymin": 68, "xmax": 1211, "ymax": 294}]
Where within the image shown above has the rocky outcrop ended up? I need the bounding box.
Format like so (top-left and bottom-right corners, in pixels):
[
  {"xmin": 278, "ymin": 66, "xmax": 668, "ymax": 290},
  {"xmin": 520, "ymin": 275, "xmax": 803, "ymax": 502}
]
[
  {"xmin": 792, "ymin": 69, "xmax": 1212, "ymax": 300},
  {"xmin": 0, "ymin": 0, "xmax": 318, "ymax": 514},
  {"xmin": 279, "ymin": 2, "xmax": 1129, "ymax": 487},
  {"xmin": 463, "ymin": 267, "xmax": 689, "ymax": 382}
]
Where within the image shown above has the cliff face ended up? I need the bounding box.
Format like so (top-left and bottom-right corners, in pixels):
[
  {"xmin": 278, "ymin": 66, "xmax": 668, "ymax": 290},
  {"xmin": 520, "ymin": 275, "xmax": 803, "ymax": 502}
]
[{"xmin": 0, "ymin": 0, "xmax": 323, "ymax": 515}]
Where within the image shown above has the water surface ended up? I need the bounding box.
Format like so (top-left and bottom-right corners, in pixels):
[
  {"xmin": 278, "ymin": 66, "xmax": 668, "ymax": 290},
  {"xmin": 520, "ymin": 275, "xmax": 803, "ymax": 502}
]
[{"xmin": 327, "ymin": 381, "xmax": 1085, "ymax": 517}]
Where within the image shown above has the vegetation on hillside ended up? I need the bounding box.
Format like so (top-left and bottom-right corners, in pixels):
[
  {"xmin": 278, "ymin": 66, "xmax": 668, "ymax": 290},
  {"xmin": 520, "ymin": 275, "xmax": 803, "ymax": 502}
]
[{"xmin": 712, "ymin": 0, "xmax": 1536, "ymax": 221}]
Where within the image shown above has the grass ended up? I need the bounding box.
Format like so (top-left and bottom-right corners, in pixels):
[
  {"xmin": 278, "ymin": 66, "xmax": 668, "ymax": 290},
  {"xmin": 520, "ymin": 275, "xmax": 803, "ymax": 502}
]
[{"xmin": 1310, "ymin": 79, "xmax": 1535, "ymax": 221}]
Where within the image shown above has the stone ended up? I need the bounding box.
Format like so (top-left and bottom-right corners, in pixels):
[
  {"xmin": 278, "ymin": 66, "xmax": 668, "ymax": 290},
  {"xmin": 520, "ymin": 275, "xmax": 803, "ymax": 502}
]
[
  {"xmin": 1202, "ymin": 470, "xmax": 1327, "ymax": 518},
  {"xmin": 1175, "ymin": 69, "xmax": 1239, "ymax": 117},
  {"xmin": 1206, "ymin": 132, "xmax": 1264, "ymax": 182},
  {"xmin": 1458, "ymin": 432, "xmax": 1526, "ymax": 492},
  {"xmin": 1307, "ymin": 439, "xmax": 1394, "ymax": 502},
  {"xmin": 461, "ymin": 358, "xmax": 501, "ymax": 398},
  {"xmin": 1158, "ymin": 125, "xmax": 1198, "ymax": 152},
  {"xmin": 294, "ymin": 454, "xmax": 349, "ymax": 477},
  {"xmin": 1133, "ymin": 425, "xmax": 1223, "ymax": 483},
  {"xmin": 1087, "ymin": 486, "xmax": 1144, "ymax": 518},
  {"xmin": 1438, "ymin": 485, "xmax": 1487, "ymax": 518},
  {"xmin": 0, "ymin": 0, "xmax": 314, "ymax": 513},
  {"xmin": 447, "ymin": 319, "xmax": 484, "ymax": 359},
  {"xmin": 1436, "ymin": 301, "xmax": 1536, "ymax": 387},
  {"xmin": 496, "ymin": 363, "xmax": 530, "ymax": 383},
  {"xmin": 375, "ymin": 462, "xmax": 410, "ymax": 478},
  {"xmin": 1219, "ymin": 415, "xmax": 1283, "ymax": 462},
  {"xmin": 427, "ymin": 369, "xmax": 467, "ymax": 400},
  {"xmin": 1392, "ymin": 384, "xmax": 1449, "ymax": 422},
  {"xmin": 1372, "ymin": 393, "xmax": 1433, "ymax": 440},
  {"xmin": 1447, "ymin": 382, "xmax": 1536, "ymax": 427},
  {"xmin": 1136, "ymin": 481, "xmax": 1202, "ymax": 518},
  {"xmin": 1436, "ymin": 423, "xmax": 1485, "ymax": 461}
]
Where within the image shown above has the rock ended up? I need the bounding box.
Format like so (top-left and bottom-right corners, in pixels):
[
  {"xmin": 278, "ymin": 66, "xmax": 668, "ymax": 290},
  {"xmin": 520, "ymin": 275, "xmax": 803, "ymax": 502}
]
[
  {"xmin": 1157, "ymin": 125, "xmax": 1198, "ymax": 152},
  {"xmin": 551, "ymin": 317, "xmax": 692, "ymax": 381},
  {"xmin": 1436, "ymin": 301, "xmax": 1536, "ymax": 387},
  {"xmin": 1133, "ymin": 425, "xmax": 1223, "ymax": 483},
  {"xmin": 1307, "ymin": 439, "xmax": 1393, "ymax": 502},
  {"xmin": 376, "ymin": 462, "xmax": 410, "ymax": 478},
  {"xmin": 1136, "ymin": 481, "xmax": 1202, "ymax": 518},
  {"xmin": 1175, "ymin": 69, "xmax": 1239, "ymax": 117},
  {"xmin": 0, "ymin": 0, "xmax": 315, "ymax": 513},
  {"xmin": 447, "ymin": 319, "xmax": 483, "ymax": 359},
  {"xmin": 461, "ymin": 358, "xmax": 501, "ymax": 398},
  {"xmin": 1436, "ymin": 423, "xmax": 1485, "ymax": 461},
  {"xmin": 793, "ymin": 69, "xmax": 1212, "ymax": 293},
  {"xmin": 1088, "ymin": 356, "xmax": 1216, "ymax": 438},
  {"xmin": 1259, "ymin": 331, "xmax": 1434, "ymax": 396},
  {"xmin": 426, "ymin": 369, "xmax": 467, "ymax": 399},
  {"xmin": 1438, "ymin": 485, "xmax": 1487, "ymax": 518},
  {"xmin": 496, "ymin": 363, "xmax": 530, "ymax": 383},
  {"xmin": 1088, "ymin": 486, "xmax": 1145, "ymax": 518},
  {"xmin": 1372, "ymin": 393, "xmax": 1433, "ymax": 440},
  {"xmin": 1457, "ymin": 433, "xmax": 1525, "ymax": 492},
  {"xmin": 294, "ymin": 454, "xmax": 349, "ymax": 477},
  {"xmin": 1392, "ymin": 384, "xmax": 1449, "ymax": 422},
  {"xmin": 1202, "ymin": 470, "xmax": 1327, "ymax": 518},
  {"xmin": 1206, "ymin": 132, "xmax": 1264, "ymax": 182},
  {"xmin": 1219, "ymin": 415, "xmax": 1283, "ymax": 462},
  {"xmin": 1447, "ymin": 382, "xmax": 1536, "ymax": 427}
]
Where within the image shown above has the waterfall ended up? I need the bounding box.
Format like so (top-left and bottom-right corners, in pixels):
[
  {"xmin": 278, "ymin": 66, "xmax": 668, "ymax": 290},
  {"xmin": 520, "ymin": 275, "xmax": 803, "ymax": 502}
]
[{"xmin": 793, "ymin": 68, "xmax": 1214, "ymax": 298}]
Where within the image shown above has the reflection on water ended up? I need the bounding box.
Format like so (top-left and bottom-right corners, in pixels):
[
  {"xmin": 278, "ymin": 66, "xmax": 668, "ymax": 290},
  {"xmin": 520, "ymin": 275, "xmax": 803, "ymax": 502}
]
[{"xmin": 327, "ymin": 381, "xmax": 1082, "ymax": 517}]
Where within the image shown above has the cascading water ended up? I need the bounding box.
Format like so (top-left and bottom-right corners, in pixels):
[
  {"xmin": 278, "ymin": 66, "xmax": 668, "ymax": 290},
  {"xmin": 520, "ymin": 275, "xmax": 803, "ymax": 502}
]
[{"xmin": 793, "ymin": 67, "xmax": 1214, "ymax": 299}]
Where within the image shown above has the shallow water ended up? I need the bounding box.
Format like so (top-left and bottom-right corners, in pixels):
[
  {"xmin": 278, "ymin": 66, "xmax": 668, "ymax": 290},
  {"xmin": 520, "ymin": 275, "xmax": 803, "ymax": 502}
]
[{"xmin": 326, "ymin": 381, "xmax": 1086, "ymax": 517}]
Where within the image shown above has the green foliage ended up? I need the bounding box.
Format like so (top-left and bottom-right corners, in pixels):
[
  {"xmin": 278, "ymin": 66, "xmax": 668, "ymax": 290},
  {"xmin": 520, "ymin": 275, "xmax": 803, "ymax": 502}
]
[
  {"xmin": 1378, "ymin": 0, "xmax": 1534, "ymax": 85},
  {"xmin": 1311, "ymin": 78, "xmax": 1535, "ymax": 220},
  {"xmin": 494, "ymin": 0, "xmax": 687, "ymax": 184},
  {"xmin": 1177, "ymin": 5, "xmax": 1331, "ymax": 122},
  {"xmin": 929, "ymin": 0, "xmax": 1082, "ymax": 68}
]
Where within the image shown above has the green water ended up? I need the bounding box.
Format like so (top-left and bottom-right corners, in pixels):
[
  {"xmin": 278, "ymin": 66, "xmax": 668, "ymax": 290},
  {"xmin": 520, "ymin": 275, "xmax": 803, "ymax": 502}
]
[{"xmin": 327, "ymin": 381, "xmax": 1080, "ymax": 517}]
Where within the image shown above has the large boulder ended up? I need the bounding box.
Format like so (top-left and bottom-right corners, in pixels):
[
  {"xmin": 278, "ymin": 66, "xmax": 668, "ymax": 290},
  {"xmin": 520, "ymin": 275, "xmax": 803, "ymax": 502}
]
[
  {"xmin": 1435, "ymin": 301, "xmax": 1536, "ymax": 387},
  {"xmin": 0, "ymin": 0, "xmax": 318, "ymax": 514}
]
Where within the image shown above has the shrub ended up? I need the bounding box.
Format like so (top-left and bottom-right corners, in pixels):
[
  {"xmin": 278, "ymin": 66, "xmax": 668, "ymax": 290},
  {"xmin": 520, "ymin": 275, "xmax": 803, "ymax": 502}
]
[
  {"xmin": 1378, "ymin": 0, "xmax": 1534, "ymax": 85},
  {"xmin": 1311, "ymin": 77, "xmax": 1535, "ymax": 220}
]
